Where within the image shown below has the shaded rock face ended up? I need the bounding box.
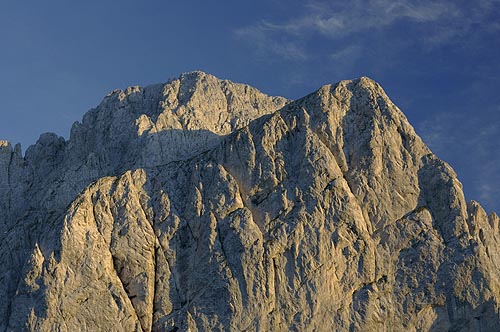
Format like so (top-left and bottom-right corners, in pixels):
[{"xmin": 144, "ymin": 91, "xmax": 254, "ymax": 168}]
[{"xmin": 0, "ymin": 73, "xmax": 498, "ymax": 332}]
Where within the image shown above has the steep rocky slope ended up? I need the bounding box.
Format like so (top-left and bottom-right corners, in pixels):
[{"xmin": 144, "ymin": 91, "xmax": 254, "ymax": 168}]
[{"xmin": 0, "ymin": 72, "xmax": 498, "ymax": 331}]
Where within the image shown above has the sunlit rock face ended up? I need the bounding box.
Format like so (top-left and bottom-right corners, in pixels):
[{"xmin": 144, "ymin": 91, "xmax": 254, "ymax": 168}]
[{"xmin": 0, "ymin": 72, "xmax": 498, "ymax": 332}]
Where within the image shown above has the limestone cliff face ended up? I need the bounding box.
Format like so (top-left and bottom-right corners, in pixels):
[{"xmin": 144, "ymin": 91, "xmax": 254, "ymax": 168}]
[{"xmin": 1, "ymin": 73, "xmax": 498, "ymax": 332}]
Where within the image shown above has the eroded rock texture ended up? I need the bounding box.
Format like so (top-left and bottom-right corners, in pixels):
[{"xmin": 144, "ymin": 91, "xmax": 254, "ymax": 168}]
[{"xmin": 0, "ymin": 72, "xmax": 498, "ymax": 331}]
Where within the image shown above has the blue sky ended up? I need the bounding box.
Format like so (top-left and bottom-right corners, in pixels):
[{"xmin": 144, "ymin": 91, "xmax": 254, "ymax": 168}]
[{"xmin": 0, "ymin": 0, "xmax": 499, "ymax": 213}]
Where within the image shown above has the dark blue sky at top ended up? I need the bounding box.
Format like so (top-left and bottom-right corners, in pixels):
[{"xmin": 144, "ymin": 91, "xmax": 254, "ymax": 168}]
[{"xmin": 0, "ymin": 0, "xmax": 499, "ymax": 213}]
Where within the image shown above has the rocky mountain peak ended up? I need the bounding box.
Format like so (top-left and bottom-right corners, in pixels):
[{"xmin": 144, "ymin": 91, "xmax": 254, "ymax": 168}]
[{"xmin": 0, "ymin": 72, "xmax": 498, "ymax": 332}]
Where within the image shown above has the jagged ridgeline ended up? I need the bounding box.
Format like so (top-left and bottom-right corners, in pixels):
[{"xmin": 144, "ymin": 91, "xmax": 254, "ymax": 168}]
[{"xmin": 0, "ymin": 71, "xmax": 498, "ymax": 332}]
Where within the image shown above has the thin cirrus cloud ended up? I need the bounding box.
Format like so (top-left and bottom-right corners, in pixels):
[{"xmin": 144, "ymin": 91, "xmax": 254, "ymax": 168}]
[
  {"xmin": 234, "ymin": 22, "xmax": 308, "ymax": 61},
  {"xmin": 234, "ymin": 0, "xmax": 497, "ymax": 61}
]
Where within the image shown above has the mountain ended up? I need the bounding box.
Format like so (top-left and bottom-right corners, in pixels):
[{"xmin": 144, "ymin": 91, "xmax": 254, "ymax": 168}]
[{"xmin": 0, "ymin": 71, "xmax": 498, "ymax": 332}]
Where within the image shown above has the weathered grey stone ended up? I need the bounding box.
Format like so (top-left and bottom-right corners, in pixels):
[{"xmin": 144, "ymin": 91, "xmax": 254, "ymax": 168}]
[{"xmin": 0, "ymin": 72, "xmax": 498, "ymax": 332}]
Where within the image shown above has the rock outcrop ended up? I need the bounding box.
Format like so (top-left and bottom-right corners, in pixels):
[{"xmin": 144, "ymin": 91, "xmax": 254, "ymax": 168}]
[{"xmin": 0, "ymin": 72, "xmax": 498, "ymax": 332}]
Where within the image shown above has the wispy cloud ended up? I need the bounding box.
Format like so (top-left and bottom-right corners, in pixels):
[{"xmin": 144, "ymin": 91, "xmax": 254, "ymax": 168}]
[
  {"xmin": 234, "ymin": 23, "xmax": 308, "ymax": 61},
  {"xmin": 330, "ymin": 45, "xmax": 361, "ymax": 59},
  {"xmin": 303, "ymin": 0, "xmax": 454, "ymax": 36},
  {"xmin": 235, "ymin": 0, "xmax": 499, "ymax": 61}
]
